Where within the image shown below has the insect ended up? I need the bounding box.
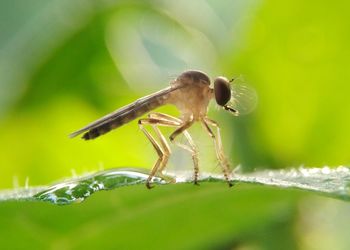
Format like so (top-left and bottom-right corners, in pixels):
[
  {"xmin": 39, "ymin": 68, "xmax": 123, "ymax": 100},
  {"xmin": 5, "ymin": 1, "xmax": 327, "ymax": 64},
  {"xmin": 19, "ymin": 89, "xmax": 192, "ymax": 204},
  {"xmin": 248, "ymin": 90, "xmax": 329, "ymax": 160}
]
[{"xmin": 70, "ymin": 70, "xmax": 256, "ymax": 188}]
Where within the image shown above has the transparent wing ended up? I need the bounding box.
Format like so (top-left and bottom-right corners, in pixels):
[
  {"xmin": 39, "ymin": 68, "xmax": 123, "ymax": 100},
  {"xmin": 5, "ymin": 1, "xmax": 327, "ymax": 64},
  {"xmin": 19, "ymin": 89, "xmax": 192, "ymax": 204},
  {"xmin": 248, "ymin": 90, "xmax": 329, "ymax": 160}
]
[
  {"xmin": 228, "ymin": 77, "xmax": 258, "ymax": 115},
  {"xmin": 69, "ymin": 85, "xmax": 183, "ymax": 138}
]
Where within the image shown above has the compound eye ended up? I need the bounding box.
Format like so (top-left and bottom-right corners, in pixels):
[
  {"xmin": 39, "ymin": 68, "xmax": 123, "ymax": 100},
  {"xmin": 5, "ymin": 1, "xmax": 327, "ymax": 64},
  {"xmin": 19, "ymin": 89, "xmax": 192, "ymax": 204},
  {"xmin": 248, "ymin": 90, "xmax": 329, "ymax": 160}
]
[{"xmin": 214, "ymin": 77, "xmax": 231, "ymax": 106}]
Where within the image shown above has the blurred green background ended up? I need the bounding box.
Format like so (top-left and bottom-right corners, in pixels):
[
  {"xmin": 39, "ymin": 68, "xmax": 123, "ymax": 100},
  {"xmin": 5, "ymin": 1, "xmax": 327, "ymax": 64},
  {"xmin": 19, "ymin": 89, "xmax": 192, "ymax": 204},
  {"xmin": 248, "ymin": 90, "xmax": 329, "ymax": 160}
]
[{"xmin": 1, "ymin": 0, "xmax": 350, "ymax": 249}]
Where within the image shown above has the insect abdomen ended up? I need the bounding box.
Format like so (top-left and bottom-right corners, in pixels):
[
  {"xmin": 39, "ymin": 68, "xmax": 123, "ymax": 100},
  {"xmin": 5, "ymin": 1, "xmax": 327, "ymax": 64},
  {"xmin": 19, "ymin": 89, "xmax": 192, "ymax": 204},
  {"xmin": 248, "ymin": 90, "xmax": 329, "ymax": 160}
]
[{"xmin": 82, "ymin": 96, "xmax": 166, "ymax": 140}]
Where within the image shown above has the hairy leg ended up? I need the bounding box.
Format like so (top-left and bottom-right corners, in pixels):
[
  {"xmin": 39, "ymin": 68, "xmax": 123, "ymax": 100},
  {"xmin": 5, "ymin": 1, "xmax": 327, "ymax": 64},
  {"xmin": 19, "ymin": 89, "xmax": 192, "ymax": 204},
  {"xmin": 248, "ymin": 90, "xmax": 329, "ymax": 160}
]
[
  {"xmin": 201, "ymin": 117, "xmax": 233, "ymax": 187},
  {"xmin": 149, "ymin": 113, "xmax": 200, "ymax": 184},
  {"xmin": 138, "ymin": 117, "xmax": 179, "ymax": 188}
]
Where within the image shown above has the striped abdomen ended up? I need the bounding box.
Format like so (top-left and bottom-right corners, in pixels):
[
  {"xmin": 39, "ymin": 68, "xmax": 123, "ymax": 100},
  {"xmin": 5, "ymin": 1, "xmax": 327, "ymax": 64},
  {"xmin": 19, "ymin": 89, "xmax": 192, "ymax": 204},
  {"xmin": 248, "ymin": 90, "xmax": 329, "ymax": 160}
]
[
  {"xmin": 70, "ymin": 86, "xmax": 176, "ymax": 140},
  {"xmin": 82, "ymin": 97, "xmax": 165, "ymax": 140}
]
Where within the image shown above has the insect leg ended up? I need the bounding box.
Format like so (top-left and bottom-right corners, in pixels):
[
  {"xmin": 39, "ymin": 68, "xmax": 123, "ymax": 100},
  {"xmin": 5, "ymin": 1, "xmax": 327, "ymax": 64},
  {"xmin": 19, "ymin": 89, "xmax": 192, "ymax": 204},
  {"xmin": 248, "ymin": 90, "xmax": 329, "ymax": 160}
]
[
  {"xmin": 138, "ymin": 117, "xmax": 179, "ymax": 189},
  {"xmin": 162, "ymin": 117, "xmax": 200, "ymax": 185},
  {"xmin": 202, "ymin": 117, "xmax": 233, "ymax": 187},
  {"xmin": 147, "ymin": 113, "xmax": 180, "ymax": 173},
  {"xmin": 149, "ymin": 113, "xmax": 200, "ymax": 184},
  {"xmin": 142, "ymin": 113, "xmax": 200, "ymax": 185},
  {"xmin": 175, "ymin": 130, "xmax": 200, "ymax": 185}
]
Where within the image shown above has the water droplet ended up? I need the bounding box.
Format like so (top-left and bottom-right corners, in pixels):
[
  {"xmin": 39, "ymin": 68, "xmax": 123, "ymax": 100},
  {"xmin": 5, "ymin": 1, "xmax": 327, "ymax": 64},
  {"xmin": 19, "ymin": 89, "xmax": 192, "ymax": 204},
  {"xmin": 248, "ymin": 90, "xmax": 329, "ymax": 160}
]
[
  {"xmin": 321, "ymin": 167, "xmax": 331, "ymax": 174},
  {"xmin": 34, "ymin": 168, "xmax": 167, "ymax": 205}
]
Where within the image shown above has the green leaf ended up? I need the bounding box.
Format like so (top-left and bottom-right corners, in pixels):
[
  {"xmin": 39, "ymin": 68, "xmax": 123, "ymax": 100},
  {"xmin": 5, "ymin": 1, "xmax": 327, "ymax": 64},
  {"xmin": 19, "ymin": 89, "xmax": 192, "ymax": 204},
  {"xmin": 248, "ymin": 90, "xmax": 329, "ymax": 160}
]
[{"xmin": 1, "ymin": 166, "xmax": 349, "ymax": 204}]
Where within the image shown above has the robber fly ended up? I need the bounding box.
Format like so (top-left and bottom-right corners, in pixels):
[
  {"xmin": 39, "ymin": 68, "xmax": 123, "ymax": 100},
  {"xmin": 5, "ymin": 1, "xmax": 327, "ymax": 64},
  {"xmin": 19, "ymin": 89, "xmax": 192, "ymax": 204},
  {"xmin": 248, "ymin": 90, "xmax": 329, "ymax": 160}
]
[{"xmin": 70, "ymin": 70, "xmax": 256, "ymax": 188}]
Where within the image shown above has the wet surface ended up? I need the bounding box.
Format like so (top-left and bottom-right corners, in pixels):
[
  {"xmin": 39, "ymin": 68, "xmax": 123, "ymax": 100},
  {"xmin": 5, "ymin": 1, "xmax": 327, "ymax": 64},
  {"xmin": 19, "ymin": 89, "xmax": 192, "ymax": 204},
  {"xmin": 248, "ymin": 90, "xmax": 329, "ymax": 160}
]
[
  {"xmin": 235, "ymin": 166, "xmax": 350, "ymax": 201},
  {"xmin": 0, "ymin": 166, "xmax": 349, "ymax": 205},
  {"xmin": 34, "ymin": 168, "xmax": 166, "ymax": 205}
]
